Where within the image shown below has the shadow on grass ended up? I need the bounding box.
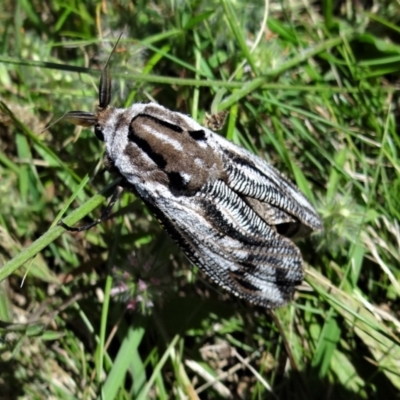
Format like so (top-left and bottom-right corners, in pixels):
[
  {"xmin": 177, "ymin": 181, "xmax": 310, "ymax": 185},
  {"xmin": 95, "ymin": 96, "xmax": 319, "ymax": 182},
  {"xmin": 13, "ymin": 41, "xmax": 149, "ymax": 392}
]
[{"xmin": 131, "ymin": 293, "xmax": 399, "ymax": 400}]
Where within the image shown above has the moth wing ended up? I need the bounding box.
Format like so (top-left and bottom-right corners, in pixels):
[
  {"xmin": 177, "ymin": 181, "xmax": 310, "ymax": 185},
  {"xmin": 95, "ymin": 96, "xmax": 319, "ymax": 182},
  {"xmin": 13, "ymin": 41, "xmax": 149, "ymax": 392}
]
[
  {"xmin": 209, "ymin": 132, "xmax": 323, "ymax": 236},
  {"xmin": 146, "ymin": 180, "xmax": 303, "ymax": 308}
]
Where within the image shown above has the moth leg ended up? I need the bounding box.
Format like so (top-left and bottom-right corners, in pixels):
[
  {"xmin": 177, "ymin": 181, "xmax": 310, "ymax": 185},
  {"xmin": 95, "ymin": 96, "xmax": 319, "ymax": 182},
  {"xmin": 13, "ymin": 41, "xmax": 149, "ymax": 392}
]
[{"xmin": 58, "ymin": 185, "xmax": 124, "ymax": 232}]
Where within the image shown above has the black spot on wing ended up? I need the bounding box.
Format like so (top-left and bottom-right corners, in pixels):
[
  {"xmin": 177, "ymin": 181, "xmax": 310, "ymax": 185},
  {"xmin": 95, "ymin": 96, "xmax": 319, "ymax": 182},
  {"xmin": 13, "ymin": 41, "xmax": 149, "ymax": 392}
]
[
  {"xmin": 128, "ymin": 125, "xmax": 167, "ymax": 169},
  {"xmin": 188, "ymin": 129, "xmax": 206, "ymax": 141},
  {"xmin": 167, "ymin": 171, "xmax": 187, "ymax": 191},
  {"xmin": 230, "ymin": 272, "xmax": 260, "ymax": 292},
  {"xmin": 132, "ymin": 113, "xmax": 183, "ymax": 133},
  {"xmin": 237, "ymin": 259, "xmax": 281, "ymax": 285},
  {"xmin": 274, "ymin": 261, "xmax": 302, "ymax": 285},
  {"xmin": 276, "ymin": 221, "xmax": 301, "ymax": 238}
]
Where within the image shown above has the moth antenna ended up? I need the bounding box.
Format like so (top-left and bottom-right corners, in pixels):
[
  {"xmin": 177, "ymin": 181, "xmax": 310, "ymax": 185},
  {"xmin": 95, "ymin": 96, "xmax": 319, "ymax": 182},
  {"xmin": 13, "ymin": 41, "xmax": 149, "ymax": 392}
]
[
  {"xmin": 99, "ymin": 31, "xmax": 124, "ymax": 109},
  {"xmin": 41, "ymin": 112, "xmax": 69, "ymax": 133}
]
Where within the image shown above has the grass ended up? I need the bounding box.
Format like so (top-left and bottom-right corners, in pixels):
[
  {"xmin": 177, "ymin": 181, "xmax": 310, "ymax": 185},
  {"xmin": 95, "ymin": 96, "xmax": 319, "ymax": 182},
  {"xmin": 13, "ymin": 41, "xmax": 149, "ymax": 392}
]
[{"xmin": 0, "ymin": 0, "xmax": 399, "ymax": 398}]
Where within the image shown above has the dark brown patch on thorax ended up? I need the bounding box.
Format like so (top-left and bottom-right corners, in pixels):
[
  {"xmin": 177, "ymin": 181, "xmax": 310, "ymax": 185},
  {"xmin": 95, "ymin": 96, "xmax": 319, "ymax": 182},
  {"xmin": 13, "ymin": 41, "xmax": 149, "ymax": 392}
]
[
  {"xmin": 144, "ymin": 105, "xmax": 195, "ymax": 131},
  {"xmin": 128, "ymin": 113, "xmax": 225, "ymax": 192}
]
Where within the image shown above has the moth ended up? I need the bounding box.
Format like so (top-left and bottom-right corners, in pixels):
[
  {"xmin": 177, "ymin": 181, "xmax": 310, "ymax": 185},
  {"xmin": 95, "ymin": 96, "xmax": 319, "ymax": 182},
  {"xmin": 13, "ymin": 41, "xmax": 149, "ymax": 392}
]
[{"xmin": 58, "ymin": 38, "xmax": 322, "ymax": 308}]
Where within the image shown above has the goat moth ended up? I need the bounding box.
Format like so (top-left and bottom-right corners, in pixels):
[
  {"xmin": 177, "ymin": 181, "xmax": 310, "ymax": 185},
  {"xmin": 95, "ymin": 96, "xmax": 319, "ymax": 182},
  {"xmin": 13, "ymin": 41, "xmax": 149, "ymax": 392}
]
[{"xmin": 59, "ymin": 39, "xmax": 322, "ymax": 308}]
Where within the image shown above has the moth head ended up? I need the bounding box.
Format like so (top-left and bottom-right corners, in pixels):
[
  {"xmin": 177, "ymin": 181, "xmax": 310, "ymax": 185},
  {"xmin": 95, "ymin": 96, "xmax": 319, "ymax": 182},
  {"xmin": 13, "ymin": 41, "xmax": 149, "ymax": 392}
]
[
  {"xmin": 57, "ymin": 34, "xmax": 123, "ymax": 142},
  {"xmin": 61, "ymin": 61, "xmax": 111, "ymax": 142}
]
